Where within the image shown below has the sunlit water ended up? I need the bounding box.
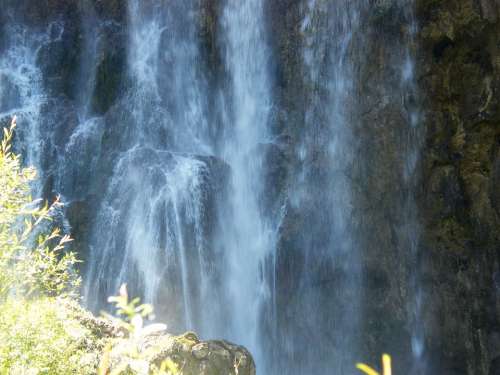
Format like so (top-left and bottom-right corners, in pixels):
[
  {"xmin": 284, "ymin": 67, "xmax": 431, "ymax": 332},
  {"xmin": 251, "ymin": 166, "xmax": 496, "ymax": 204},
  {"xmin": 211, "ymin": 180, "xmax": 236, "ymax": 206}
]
[{"xmin": 0, "ymin": 1, "xmax": 423, "ymax": 374}]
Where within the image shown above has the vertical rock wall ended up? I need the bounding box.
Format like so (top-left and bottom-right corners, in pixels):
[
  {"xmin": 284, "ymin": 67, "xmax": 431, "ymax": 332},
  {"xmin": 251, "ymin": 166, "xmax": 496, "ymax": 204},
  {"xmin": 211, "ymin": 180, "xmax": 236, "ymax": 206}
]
[{"xmin": 416, "ymin": 1, "xmax": 500, "ymax": 373}]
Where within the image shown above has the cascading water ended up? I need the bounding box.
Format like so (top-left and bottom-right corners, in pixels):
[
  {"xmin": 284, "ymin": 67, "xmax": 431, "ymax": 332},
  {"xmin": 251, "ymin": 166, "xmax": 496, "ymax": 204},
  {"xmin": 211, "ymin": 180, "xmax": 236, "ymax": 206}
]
[
  {"xmin": 216, "ymin": 0, "xmax": 277, "ymax": 368},
  {"xmin": 272, "ymin": 1, "xmax": 365, "ymax": 373},
  {"xmin": 83, "ymin": 0, "xmax": 217, "ymax": 333},
  {"xmin": 399, "ymin": 2, "xmax": 426, "ymax": 373},
  {"xmin": 0, "ymin": 21, "xmax": 52, "ymax": 191},
  {"xmin": 0, "ymin": 1, "xmax": 428, "ymax": 374}
]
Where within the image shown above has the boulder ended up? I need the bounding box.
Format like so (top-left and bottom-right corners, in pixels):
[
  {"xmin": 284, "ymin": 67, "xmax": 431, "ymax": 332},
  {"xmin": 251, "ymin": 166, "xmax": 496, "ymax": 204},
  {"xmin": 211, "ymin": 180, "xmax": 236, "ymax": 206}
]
[
  {"xmin": 62, "ymin": 299, "xmax": 256, "ymax": 375},
  {"xmin": 107, "ymin": 331, "xmax": 255, "ymax": 375}
]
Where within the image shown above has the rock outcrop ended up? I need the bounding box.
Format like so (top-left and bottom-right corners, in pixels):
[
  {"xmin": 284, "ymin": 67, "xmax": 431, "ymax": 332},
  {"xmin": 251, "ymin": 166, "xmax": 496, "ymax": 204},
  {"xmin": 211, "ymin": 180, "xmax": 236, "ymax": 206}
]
[
  {"xmin": 62, "ymin": 299, "xmax": 256, "ymax": 375},
  {"xmin": 107, "ymin": 331, "xmax": 255, "ymax": 375}
]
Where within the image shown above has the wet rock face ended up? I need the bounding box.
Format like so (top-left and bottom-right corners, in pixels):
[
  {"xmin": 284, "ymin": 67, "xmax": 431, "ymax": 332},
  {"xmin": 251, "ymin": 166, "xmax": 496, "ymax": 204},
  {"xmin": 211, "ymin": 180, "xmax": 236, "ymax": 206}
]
[
  {"xmin": 90, "ymin": 30, "xmax": 126, "ymax": 115},
  {"xmin": 415, "ymin": 0, "xmax": 500, "ymax": 373},
  {"xmin": 0, "ymin": 73, "xmax": 21, "ymax": 112},
  {"xmin": 2, "ymin": 0, "xmax": 125, "ymax": 26},
  {"xmin": 268, "ymin": 0, "xmax": 500, "ymax": 374}
]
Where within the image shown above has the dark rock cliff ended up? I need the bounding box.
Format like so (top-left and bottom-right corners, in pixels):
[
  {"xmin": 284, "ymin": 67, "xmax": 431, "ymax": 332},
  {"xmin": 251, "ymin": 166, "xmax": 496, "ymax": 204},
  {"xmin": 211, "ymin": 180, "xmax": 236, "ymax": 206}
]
[
  {"xmin": 266, "ymin": 1, "xmax": 500, "ymax": 373},
  {"xmin": 416, "ymin": 1, "xmax": 500, "ymax": 373}
]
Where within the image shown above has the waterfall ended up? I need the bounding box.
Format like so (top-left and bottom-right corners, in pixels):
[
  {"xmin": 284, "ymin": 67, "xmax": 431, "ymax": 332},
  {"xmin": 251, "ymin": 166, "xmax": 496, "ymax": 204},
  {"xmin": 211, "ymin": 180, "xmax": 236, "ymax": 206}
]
[
  {"xmin": 0, "ymin": 21, "xmax": 53, "ymax": 192},
  {"xmin": 0, "ymin": 1, "xmax": 428, "ymax": 374},
  {"xmin": 272, "ymin": 1, "xmax": 365, "ymax": 373},
  {"xmin": 216, "ymin": 0, "xmax": 277, "ymax": 367},
  {"xmin": 83, "ymin": 0, "xmax": 216, "ymax": 332},
  {"xmin": 400, "ymin": 2, "xmax": 426, "ymax": 373}
]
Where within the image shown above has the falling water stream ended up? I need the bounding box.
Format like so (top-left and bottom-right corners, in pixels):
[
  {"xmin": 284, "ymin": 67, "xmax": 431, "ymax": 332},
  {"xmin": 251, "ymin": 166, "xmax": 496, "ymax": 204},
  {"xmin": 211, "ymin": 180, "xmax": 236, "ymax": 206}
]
[
  {"xmin": 0, "ymin": 1, "xmax": 423, "ymax": 374},
  {"xmin": 84, "ymin": 0, "xmax": 215, "ymax": 330},
  {"xmin": 284, "ymin": 1, "xmax": 365, "ymax": 372},
  {"xmin": 400, "ymin": 2, "xmax": 426, "ymax": 373},
  {"xmin": 0, "ymin": 21, "xmax": 50, "ymax": 192},
  {"xmin": 217, "ymin": 0, "xmax": 276, "ymax": 366}
]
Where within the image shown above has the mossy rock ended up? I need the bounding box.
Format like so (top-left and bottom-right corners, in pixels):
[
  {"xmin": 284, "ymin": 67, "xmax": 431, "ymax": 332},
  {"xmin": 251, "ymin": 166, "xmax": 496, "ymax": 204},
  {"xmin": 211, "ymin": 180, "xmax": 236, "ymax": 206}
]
[{"xmin": 107, "ymin": 330, "xmax": 256, "ymax": 375}]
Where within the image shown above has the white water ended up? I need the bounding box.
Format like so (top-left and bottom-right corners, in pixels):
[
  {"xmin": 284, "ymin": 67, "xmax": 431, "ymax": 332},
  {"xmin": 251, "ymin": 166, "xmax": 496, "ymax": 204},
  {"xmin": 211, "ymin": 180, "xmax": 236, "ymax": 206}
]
[
  {"xmin": 0, "ymin": 22, "xmax": 53, "ymax": 186},
  {"xmin": 83, "ymin": 0, "xmax": 215, "ymax": 330},
  {"xmin": 0, "ymin": 1, "xmax": 424, "ymax": 374},
  {"xmin": 400, "ymin": 2, "xmax": 426, "ymax": 373},
  {"xmin": 217, "ymin": 0, "xmax": 277, "ymax": 366},
  {"xmin": 284, "ymin": 1, "xmax": 364, "ymax": 372}
]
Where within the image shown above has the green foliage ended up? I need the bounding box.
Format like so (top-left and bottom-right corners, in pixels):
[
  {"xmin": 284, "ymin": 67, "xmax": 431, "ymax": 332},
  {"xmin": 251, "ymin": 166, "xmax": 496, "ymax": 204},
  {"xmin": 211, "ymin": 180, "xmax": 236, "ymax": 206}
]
[
  {"xmin": 0, "ymin": 116, "xmax": 80, "ymax": 300},
  {"xmin": 357, "ymin": 354, "xmax": 392, "ymax": 375},
  {"xmin": 0, "ymin": 117, "xmax": 179, "ymax": 375},
  {"xmin": 99, "ymin": 284, "xmax": 179, "ymax": 375},
  {"xmin": 0, "ymin": 117, "xmax": 95, "ymax": 374},
  {"xmin": 0, "ymin": 297, "xmax": 99, "ymax": 374},
  {"xmin": 104, "ymin": 283, "xmax": 154, "ymax": 335}
]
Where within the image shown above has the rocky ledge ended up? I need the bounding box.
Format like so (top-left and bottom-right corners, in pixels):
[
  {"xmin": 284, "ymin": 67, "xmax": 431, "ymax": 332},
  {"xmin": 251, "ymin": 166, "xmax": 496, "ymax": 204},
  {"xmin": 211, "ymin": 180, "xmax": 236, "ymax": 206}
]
[{"xmin": 62, "ymin": 299, "xmax": 256, "ymax": 375}]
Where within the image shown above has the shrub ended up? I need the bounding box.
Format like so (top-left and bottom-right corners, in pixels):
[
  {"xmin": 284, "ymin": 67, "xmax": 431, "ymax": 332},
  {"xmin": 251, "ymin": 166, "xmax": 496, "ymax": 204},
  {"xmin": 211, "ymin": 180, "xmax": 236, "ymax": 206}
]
[
  {"xmin": 0, "ymin": 117, "xmax": 93, "ymax": 373},
  {"xmin": 0, "ymin": 116, "xmax": 80, "ymax": 300},
  {"xmin": 0, "ymin": 297, "xmax": 99, "ymax": 374},
  {"xmin": 98, "ymin": 284, "xmax": 179, "ymax": 375}
]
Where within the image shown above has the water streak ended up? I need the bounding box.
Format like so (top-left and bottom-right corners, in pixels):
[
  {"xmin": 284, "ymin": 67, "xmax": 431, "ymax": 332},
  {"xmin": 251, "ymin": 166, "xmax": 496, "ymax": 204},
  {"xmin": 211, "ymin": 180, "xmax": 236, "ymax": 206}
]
[
  {"xmin": 83, "ymin": 0, "xmax": 215, "ymax": 333},
  {"xmin": 216, "ymin": 0, "xmax": 277, "ymax": 367},
  {"xmin": 399, "ymin": 1, "xmax": 426, "ymax": 373},
  {"xmin": 277, "ymin": 1, "xmax": 366, "ymax": 373}
]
